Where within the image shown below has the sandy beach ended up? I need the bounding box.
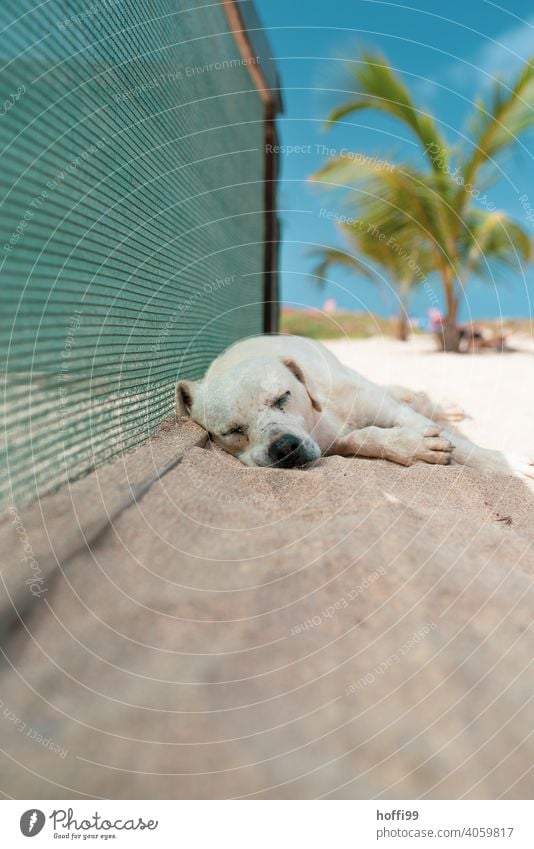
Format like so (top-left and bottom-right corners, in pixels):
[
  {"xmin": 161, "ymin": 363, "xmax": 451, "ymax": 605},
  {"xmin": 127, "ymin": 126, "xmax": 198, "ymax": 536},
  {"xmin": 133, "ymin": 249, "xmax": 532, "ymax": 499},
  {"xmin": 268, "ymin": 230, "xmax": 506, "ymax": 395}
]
[{"xmin": 1, "ymin": 335, "xmax": 533, "ymax": 799}]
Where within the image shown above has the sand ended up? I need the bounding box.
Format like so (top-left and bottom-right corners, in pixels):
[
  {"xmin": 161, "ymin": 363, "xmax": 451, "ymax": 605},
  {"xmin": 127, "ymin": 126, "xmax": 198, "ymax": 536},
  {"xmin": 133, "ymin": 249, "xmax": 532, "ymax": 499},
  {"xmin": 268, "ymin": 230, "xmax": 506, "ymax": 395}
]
[{"xmin": 0, "ymin": 335, "xmax": 533, "ymax": 799}]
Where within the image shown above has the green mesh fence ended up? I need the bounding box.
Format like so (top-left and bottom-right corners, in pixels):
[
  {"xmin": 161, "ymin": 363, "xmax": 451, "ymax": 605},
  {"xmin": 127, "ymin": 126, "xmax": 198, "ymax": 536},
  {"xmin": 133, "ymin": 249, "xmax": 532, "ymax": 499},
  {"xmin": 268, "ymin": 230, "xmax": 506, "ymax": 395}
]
[{"xmin": 0, "ymin": 1, "xmax": 272, "ymax": 510}]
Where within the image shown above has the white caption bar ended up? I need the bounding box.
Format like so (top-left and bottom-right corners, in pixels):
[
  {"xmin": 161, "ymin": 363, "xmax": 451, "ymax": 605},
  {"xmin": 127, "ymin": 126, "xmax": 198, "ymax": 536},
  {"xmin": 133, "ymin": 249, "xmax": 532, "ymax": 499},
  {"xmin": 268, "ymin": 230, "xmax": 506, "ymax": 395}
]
[{"xmin": 1, "ymin": 799, "xmax": 532, "ymax": 847}]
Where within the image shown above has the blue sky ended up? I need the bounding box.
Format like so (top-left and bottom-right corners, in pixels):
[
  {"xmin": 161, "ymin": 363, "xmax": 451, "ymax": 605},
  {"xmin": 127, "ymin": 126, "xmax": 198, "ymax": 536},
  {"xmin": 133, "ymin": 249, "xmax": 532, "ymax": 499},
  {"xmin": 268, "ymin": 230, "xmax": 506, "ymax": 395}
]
[{"xmin": 254, "ymin": 0, "xmax": 534, "ymax": 320}]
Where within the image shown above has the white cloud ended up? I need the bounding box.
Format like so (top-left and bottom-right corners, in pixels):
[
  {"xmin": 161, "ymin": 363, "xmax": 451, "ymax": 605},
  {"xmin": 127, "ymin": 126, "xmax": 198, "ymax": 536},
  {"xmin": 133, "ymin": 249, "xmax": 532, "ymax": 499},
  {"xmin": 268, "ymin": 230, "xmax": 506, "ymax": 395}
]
[{"xmin": 447, "ymin": 13, "xmax": 534, "ymax": 90}]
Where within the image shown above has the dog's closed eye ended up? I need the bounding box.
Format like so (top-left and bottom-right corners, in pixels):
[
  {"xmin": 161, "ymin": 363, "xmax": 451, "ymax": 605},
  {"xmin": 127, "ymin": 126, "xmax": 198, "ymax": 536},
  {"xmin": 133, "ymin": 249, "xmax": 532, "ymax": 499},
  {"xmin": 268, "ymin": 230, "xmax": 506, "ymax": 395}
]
[
  {"xmin": 222, "ymin": 425, "xmax": 246, "ymax": 438},
  {"xmin": 271, "ymin": 391, "xmax": 291, "ymax": 409}
]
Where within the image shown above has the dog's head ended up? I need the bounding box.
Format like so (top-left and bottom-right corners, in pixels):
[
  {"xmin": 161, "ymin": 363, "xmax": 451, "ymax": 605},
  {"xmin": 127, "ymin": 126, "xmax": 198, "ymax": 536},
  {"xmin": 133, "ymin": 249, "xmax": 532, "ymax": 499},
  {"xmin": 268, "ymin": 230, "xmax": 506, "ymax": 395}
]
[{"xmin": 176, "ymin": 356, "xmax": 322, "ymax": 468}]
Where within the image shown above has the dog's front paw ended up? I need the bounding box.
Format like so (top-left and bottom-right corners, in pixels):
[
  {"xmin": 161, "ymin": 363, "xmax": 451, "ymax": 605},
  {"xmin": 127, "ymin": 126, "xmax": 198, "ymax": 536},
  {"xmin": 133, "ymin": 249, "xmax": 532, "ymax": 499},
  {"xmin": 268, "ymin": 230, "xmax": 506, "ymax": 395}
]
[
  {"xmin": 437, "ymin": 401, "xmax": 469, "ymax": 423},
  {"xmin": 415, "ymin": 426, "xmax": 455, "ymax": 465}
]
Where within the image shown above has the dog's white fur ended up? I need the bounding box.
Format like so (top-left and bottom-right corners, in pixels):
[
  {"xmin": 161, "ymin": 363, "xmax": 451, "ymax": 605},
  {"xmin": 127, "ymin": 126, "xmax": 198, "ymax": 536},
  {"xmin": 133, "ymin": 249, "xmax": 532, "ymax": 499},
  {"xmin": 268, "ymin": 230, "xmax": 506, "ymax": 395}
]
[{"xmin": 176, "ymin": 334, "xmax": 534, "ymax": 480}]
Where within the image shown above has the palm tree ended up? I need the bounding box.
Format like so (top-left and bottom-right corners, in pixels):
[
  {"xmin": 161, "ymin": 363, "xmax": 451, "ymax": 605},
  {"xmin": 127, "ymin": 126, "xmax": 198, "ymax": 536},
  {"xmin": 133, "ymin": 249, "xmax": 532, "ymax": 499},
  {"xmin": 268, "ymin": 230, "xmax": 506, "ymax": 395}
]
[
  {"xmin": 311, "ymin": 219, "xmax": 434, "ymax": 341},
  {"xmin": 310, "ymin": 51, "xmax": 534, "ymax": 350}
]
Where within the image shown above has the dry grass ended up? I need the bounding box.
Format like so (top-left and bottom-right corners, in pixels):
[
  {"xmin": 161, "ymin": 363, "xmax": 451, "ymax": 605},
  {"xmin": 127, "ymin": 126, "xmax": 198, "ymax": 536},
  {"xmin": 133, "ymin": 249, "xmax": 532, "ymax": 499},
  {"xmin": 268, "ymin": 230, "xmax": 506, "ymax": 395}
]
[
  {"xmin": 280, "ymin": 310, "xmax": 396, "ymax": 339},
  {"xmin": 280, "ymin": 311, "xmax": 533, "ymax": 342}
]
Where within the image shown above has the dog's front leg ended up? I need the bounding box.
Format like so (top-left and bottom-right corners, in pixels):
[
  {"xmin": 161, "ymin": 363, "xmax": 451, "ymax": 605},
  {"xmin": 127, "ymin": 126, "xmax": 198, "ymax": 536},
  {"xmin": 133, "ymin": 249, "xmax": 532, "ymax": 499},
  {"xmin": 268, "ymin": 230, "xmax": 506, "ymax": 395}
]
[
  {"xmin": 391, "ymin": 404, "xmax": 534, "ymax": 480},
  {"xmin": 329, "ymin": 425, "xmax": 454, "ymax": 467}
]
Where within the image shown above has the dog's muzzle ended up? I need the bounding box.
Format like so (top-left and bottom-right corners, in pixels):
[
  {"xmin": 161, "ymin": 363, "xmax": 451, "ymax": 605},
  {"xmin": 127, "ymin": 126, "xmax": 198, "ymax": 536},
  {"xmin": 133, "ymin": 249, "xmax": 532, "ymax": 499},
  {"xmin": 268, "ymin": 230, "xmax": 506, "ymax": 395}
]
[{"xmin": 268, "ymin": 434, "xmax": 318, "ymax": 468}]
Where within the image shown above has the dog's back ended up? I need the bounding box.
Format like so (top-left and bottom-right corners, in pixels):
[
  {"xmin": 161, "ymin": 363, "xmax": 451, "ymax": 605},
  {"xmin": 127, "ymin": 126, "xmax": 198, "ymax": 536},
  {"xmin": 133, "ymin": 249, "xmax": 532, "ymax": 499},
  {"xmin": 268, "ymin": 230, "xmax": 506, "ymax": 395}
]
[{"xmin": 206, "ymin": 334, "xmax": 345, "ymax": 383}]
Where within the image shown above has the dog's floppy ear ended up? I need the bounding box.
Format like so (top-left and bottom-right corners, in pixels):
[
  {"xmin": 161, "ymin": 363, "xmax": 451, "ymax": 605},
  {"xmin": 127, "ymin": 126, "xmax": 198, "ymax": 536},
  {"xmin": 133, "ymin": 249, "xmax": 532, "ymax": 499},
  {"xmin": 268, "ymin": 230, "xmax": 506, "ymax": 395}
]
[
  {"xmin": 175, "ymin": 380, "xmax": 198, "ymax": 419},
  {"xmin": 282, "ymin": 358, "xmax": 322, "ymax": 412}
]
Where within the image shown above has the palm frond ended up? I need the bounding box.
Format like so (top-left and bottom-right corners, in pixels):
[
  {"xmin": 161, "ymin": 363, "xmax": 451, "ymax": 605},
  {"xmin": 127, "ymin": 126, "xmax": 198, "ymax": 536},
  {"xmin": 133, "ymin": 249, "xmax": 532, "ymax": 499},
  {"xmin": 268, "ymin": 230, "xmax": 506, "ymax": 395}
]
[
  {"xmin": 461, "ymin": 58, "xmax": 534, "ymax": 192},
  {"xmin": 462, "ymin": 210, "xmax": 533, "ymax": 281},
  {"xmin": 325, "ymin": 51, "xmax": 447, "ymax": 170},
  {"xmin": 308, "ymin": 246, "xmax": 374, "ymax": 285},
  {"xmin": 340, "ymin": 222, "xmax": 434, "ymax": 287},
  {"xmin": 310, "ymin": 155, "xmax": 457, "ymax": 267}
]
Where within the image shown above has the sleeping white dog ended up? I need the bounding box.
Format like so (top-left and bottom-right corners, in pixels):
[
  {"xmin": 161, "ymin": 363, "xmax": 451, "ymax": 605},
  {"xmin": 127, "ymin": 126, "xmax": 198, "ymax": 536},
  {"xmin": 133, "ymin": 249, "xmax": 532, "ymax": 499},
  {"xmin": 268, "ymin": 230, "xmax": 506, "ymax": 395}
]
[{"xmin": 176, "ymin": 334, "xmax": 534, "ymax": 481}]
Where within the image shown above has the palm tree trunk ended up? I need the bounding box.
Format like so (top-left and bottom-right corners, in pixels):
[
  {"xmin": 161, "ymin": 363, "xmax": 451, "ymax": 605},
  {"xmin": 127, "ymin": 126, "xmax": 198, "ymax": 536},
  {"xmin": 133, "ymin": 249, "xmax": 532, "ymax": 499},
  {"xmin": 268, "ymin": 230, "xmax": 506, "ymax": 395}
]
[
  {"xmin": 438, "ymin": 268, "xmax": 460, "ymax": 352},
  {"xmin": 395, "ymin": 309, "xmax": 409, "ymax": 341}
]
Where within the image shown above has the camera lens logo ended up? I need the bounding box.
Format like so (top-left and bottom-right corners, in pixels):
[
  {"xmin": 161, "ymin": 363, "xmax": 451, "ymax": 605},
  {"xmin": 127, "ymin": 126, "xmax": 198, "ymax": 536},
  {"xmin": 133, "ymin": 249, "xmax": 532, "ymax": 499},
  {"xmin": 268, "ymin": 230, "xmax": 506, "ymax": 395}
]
[{"xmin": 20, "ymin": 810, "xmax": 45, "ymax": 837}]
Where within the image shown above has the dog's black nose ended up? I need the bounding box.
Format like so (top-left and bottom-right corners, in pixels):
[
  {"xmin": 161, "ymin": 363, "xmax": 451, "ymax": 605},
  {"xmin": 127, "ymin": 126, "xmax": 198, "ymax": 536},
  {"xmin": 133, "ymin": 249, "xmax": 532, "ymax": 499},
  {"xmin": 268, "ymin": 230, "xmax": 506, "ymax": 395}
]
[{"xmin": 268, "ymin": 434, "xmax": 305, "ymax": 468}]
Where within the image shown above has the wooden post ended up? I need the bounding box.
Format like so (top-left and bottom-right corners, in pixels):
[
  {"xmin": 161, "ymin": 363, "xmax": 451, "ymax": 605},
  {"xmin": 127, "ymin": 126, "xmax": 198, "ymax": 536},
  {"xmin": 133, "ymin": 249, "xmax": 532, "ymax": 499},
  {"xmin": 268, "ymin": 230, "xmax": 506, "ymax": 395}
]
[{"xmin": 222, "ymin": 1, "xmax": 282, "ymax": 333}]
